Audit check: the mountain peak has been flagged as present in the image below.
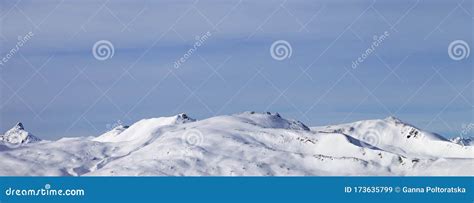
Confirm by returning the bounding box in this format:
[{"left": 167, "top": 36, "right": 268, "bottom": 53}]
[
  {"left": 94, "top": 113, "right": 196, "bottom": 143},
  {"left": 112, "top": 124, "right": 129, "bottom": 131},
  {"left": 175, "top": 113, "right": 195, "bottom": 122},
  {"left": 14, "top": 122, "right": 24, "bottom": 130},
  {"left": 451, "top": 136, "right": 474, "bottom": 146},
  {"left": 0, "top": 122, "right": 41, "bottom": 146},
  {"left": 384, "top": 116, "right": 404, "bottom": 124},
  {"left": 238, "top": 111, "right": 281, "bottom": 117},
  {"left": 235, "top": 111, "right": 309, "bottom": 131}
]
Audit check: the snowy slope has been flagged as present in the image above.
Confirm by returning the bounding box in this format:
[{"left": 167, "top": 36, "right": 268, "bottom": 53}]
[
  {"left": 311, "top": 117, "right": 472, "bottom": 158},
  {"left": 93, "top": 113, "right": 195, "bottom": 143},
  {"left": 0, "top": 112, "right": 472, "bottom": 176},
  {"left": 92, "top": 125, "right": 129, "bottom": 142}
]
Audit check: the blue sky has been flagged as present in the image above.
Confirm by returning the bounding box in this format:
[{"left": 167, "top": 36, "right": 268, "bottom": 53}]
[{"left": 0, "top": 0, "right": 472, "bottom": 139}]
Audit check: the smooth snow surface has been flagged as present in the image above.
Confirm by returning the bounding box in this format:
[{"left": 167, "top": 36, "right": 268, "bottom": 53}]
[{"left": 0, "top": 112, "right": 472, "bottom": 176}]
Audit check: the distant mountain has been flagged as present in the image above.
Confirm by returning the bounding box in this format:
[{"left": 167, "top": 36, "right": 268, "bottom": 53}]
[
  {"left": 312, "top": 116, "right": 465, "bottom": 158},
  {"left": 450, "top": 136, "right": 474, "bottom": 146},
  {"left": 0, "top": 112, "right": 472, "bottom": 176},
  {"left": 0, "top": 122, "right": 41, "bottom": 147}
]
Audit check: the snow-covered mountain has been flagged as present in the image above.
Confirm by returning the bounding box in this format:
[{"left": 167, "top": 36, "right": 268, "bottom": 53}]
[
  {"left": 0, "top": 122, "right": 41, "bottom": 147},
  {"left": 311, "top": 117, "right": 468, "bottom": 158},
  {"left": 93, "top": 113, "right": 195, "bottom": 143},
  {"left": 0, "top": 112, "right": 472, "bottom": 176},
  {"left": 450, "top": 136, "right": 474, "bottom": 146}
]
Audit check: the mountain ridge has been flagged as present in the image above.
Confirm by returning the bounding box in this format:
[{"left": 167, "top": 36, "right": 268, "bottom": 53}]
[{"left": 0, "top": 112, "right": 472, "bottom": 176}]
